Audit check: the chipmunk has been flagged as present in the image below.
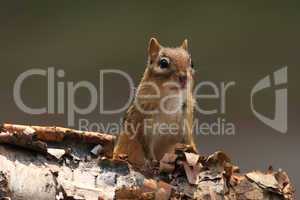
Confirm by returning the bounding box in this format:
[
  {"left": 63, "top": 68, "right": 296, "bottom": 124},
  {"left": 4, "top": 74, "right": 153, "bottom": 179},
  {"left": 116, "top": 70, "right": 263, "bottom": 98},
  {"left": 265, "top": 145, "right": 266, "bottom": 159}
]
[{"left": 113, "top": 38, "right": 197, "bottom": 167}]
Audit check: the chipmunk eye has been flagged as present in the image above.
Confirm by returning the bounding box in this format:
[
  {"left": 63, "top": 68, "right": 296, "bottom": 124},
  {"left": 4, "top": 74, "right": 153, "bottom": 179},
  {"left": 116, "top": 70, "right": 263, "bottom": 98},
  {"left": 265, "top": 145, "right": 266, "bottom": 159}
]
[{"left": 159, "top": 58, "right": 169, "bottom": 69}]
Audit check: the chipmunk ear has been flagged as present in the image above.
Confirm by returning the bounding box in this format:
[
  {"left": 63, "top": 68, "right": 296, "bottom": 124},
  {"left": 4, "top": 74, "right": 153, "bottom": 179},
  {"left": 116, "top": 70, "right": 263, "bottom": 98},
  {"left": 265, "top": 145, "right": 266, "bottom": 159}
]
[
  {"left": 148, "top": 37, "right": 161, "bottom": 63},
  {"left": 181, "top": 39, "right": 189, "bottom": 51}
]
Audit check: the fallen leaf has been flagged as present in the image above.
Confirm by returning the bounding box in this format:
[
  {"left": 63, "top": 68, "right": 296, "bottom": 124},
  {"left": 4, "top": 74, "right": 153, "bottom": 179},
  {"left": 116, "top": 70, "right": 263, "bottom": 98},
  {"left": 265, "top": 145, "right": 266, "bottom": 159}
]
[
  {"left": 184, "top": 152, "right": 199, "bottom": 167},
  {"left": 246, "top": 171, "right": 279, "bottom": 190},
  {"left": 183, "top": 162, "right": 201, "bottom": 185}
]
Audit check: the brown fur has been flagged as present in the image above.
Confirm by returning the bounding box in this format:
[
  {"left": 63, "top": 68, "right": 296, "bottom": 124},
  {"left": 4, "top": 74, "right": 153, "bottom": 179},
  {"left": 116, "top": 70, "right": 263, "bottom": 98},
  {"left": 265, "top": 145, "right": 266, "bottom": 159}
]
[{"left": 113, "top": 38, "right": 198, "bottom": 167}]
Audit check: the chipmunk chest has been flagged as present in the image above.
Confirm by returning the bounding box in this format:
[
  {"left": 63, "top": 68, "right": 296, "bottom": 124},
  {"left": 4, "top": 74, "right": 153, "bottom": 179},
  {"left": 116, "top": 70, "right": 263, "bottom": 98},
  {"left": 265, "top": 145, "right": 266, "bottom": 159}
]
[
  {"left": 161, "top": 89, "right": 186, "bottom": 118},
  {"left": 147, "top": 89, "right": 187, "bottom": 136}
]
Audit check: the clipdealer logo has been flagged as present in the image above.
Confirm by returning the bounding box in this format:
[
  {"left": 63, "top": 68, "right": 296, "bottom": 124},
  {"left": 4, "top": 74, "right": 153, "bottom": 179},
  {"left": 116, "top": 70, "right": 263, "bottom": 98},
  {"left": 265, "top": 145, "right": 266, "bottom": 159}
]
[
  {"left": 250, "top": 67, "right": 288, "bottom": 133},
  {"left": 12, "top": 66, "right": 288, "bottom": 134}
]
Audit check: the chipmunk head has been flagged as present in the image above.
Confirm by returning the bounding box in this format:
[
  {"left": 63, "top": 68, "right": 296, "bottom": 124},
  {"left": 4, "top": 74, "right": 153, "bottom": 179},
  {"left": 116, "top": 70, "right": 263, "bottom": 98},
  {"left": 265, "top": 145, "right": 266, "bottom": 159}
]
[{"left": 147, "top": 37, "right": 194, "bottom": 89}]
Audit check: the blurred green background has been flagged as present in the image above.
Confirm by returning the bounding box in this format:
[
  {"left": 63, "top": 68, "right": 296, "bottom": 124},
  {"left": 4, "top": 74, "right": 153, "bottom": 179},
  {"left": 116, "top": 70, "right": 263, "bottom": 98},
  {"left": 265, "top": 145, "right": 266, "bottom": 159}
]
[{"left": 0, "top": 1, "right": 299, "bottom": 196}]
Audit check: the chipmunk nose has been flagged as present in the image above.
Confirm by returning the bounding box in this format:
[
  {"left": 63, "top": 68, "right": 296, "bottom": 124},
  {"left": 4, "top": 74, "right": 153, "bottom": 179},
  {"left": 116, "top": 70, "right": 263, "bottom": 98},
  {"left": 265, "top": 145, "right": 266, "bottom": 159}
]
[
  {"left": 179, "top": 75, "right": 187, "bottom": 82},
  {"left": 178, "top": 74, "right": 187, "bottom": 88}
]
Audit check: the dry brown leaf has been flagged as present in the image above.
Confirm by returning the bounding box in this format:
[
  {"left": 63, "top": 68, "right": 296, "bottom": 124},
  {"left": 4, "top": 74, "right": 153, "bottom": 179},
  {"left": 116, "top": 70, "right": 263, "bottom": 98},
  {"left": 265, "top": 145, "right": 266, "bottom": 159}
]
[{"left": 184, "top": 152, "right": 199, "bottom": 167}]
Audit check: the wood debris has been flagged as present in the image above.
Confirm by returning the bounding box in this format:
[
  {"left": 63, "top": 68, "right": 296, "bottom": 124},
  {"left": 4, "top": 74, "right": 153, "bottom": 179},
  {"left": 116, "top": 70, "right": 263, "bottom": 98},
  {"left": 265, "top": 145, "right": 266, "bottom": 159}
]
[
  {"left": 0, "top": 123, "right": 295, "bottom": 200},
  {"left": 1, "top": 123, "right": 115, "bottom": 145},
  {"left": 0, "top": 123, "right": 116, "bottom": 157},
  {"left": 47, "top": 148, "right": 66, "bottom": 159},
  {"left": 90, "top": 144, "right": 103, "bottom": 156}
]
